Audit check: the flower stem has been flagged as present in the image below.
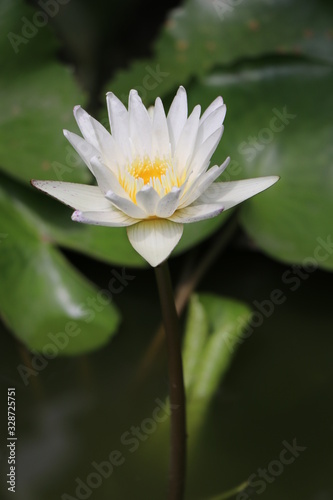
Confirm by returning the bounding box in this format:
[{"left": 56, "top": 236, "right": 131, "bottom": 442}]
[
  {"left": 137, "top": 214, "right": 239, "bottom": 385},
  {"left": 154, "top": 260, "right": 186, "bottom": 500}
]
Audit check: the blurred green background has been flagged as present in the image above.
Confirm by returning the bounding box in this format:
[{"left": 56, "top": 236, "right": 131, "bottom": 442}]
[{"left": 0, "top": 0, "right": 332, "bottom": 498}]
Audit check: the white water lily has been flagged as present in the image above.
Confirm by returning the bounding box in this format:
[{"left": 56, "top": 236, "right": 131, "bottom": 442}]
[{"left": 32, "top": 86, "right": 278, "bottom": 267}]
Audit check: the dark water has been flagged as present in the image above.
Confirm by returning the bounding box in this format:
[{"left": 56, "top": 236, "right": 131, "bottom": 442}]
[{"left": 1, "top": 246, "right": 332, "bottom": 500}]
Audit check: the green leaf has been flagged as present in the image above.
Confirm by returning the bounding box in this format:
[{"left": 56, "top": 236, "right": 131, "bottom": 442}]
[
  {"left": 183, "top": 294, "right": 209, "bottom": 394},
  {"left": 205, "top": 481, "right": 249, "bottom": 500},
  {"left": 0, "top": 0, "right": 90, "bottom": 185},
  {"left": 104, "top": 0, "right": 333, "bottom": 106},
  {"left": 0, "top": 182, "right": 120, "bottom": 355},
  {"left": 186, "top": 294, "right": 252, "bottom": 401},
  {"left": 188, "top": 62, "right": 333, "bottom": 269},
  {"left": 183, "top": 293, "right": 251, "bottom": 450}
]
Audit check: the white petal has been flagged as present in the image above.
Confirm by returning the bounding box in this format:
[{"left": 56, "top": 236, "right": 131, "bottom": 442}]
[
  {"left": 197, "top": 176, "right": 280, "bottom": 210},
  {"left": 136, "top": 185, "right": 160, "bottom": 216},
  {"left": 127, "top": 219, "right": 183, "bottom": 267},
  {"left": 63, "top": 130, "right": 99, "bottom": 173},
  {"left": 128, "top": 90, "right": 152, "bottom": 157},
  {"left": 155, "top": 187, "right": 181, "bottom": 218},
  {"left": 106, "top": 92, "right": 131, "bottom": 158},
  {"left": 179, "top": 157, "right": 230, "bottom": 208},
  {"left": 90, "top": 156, "right": 130, "bottom": 198},
  {"left": 197, "top": 104, "right": 226, "bottom": 145},
  {"left": 169, "top": 203, "right": 224, "bottom": 223},
  {"left": 73, "top": 106, "right": 117, "bottom": 163},
  {"left": 151, "top": 97, "right": 170, "bottom": 158},
  {"left": 31, "top": 180, "right": 112, "bottom": 211},
  {"left": 167, "top": 86, "right": 188, "bottom": 153},
  {"left": 72, "top": 209, "right": 136, "bottom": 227},
  {"left": 147, "top": 105, "right": 154, "bottom": 120},
  {"left": 106, "top": 190, "right": 146, "bottom": 219},
  {"left": 188, "top": 126, "right": 224, "bottom": 177},
  {"left": 200, "top": 96, "right": 224, "bottom": 123},
  {"left": 174, "top": 105, "right": 201, "bottom": 176}
]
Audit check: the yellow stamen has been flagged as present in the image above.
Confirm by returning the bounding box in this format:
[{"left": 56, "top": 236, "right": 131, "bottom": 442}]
[
  {"left": 118, "top": 155, "right": 184, "bottom": 203},
  {"left": 129, "top": 156, "right": 168, "bottom": 184}
]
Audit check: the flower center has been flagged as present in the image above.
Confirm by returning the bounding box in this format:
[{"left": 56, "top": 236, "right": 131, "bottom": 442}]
[
  {"left": 118, "top": 155, "right": 184, "bottom": 203},
  {"left": 128, "top": 156, "right": 168, "bottom": 184}
]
